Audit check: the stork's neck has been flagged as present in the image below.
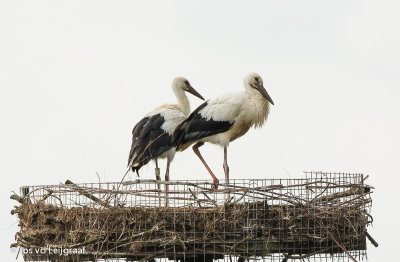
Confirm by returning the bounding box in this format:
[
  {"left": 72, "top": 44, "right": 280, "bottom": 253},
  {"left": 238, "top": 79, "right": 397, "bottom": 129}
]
[
  {"left": 246, "top": 89, "right": 270, "bottom": 128},
  {"left": 173, "top": 89, "right": 191, "bottom": 117}
]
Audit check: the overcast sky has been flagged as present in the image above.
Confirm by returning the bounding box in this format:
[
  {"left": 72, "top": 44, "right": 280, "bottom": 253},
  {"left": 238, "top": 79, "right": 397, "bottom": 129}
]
[{"left": 1, "top": 0, "right": 399, "bottom": 261}]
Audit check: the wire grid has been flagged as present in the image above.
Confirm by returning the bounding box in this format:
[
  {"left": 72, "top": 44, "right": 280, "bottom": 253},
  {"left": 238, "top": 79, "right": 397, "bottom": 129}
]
[{"left": 16, "top": 172, "right": 372, "bottom": 262}]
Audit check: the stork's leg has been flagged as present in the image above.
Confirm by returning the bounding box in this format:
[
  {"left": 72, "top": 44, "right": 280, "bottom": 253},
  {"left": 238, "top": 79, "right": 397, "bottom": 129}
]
[
  {"left": 155, "top": 159, "right": 161, "bottom": 206},
  {"left": 223, "top": 146, "right": 229, "bottom": 184},
  {"left": 155, "top": 159, "right": 161, "bottom": 183},
  {"left": 223, "top": 146, "right": 230, "bottom": 199},
  {"left": 192, "top": 142, "right": 219, "bottom": 189},
  {"left": 165, "top": 158, "right": 171, "bottom": 206}
]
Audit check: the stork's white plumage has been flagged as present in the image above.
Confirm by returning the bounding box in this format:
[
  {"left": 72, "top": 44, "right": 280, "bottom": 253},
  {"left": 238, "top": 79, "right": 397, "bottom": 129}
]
[
  {"left": 128, "top": 77, "right": 204, "bottom": 187},
  {"left": 173, "top": 73, "right": 274, "bottom": 188}
]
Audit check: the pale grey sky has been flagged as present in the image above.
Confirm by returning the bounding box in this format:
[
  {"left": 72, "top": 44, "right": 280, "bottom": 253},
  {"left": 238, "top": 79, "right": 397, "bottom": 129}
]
[{"left": 1, "top": 0, "right": 399, "bottom": 261}]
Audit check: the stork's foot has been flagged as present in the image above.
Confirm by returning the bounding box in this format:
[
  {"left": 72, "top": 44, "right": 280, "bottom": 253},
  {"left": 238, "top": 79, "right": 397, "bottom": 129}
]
[
  {"left": 223, "top": 163, "right": 229, "bottom": 184},
  {"left": 211, "top": 178, "right": 220, "bottom": 190},
  {"left": 155, "top": 168, "right": 161, "bottom": 182},
  {"left": 155, "top": 167, "right": 161, "bottom": 206}
]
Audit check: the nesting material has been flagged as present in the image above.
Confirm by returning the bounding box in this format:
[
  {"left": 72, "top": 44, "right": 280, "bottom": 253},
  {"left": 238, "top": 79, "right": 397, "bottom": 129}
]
[{"left": 11, "top": 172, "right": 375, "bottom": 262}]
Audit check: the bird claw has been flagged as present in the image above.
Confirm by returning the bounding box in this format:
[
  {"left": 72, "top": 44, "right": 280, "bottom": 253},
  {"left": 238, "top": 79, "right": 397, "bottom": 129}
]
[{"left": 211, "top": 180, "right": 219, "bottom": 190}]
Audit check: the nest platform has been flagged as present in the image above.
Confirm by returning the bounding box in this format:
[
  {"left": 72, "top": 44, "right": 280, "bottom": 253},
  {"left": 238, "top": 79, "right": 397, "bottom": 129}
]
[{"left": 11, "top": 172, "right": 375, "bottom": 262}]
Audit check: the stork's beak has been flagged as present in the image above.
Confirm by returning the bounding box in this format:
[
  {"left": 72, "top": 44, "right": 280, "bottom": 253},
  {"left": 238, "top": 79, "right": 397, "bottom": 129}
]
[
  {"left": 258, "top": 84, "right": 274, "bottom": 105},
  {"left": 186, "top": 85, "right": 205, "bottom": 100}
]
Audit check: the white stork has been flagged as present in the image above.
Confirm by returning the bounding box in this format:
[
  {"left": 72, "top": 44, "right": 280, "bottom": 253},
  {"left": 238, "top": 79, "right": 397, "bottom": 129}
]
[
  {"left": 173, "top": 73, "right": 274, "bottom": 188},
  {"left": 127, "top": 77, "right": 204, "bottom": 188}
]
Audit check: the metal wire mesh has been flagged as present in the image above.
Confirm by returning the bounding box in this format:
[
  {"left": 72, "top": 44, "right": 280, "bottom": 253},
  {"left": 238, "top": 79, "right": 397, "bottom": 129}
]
[{"left": 13, "top": 172, "right": 372, "bottom": 262}]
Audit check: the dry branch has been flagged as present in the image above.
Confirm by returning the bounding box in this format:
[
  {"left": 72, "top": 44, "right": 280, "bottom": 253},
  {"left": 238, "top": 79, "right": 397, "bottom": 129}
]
[
  {"left": 64, "top": 180, "right": 112, "bottom": 208},
  {"left": 11, "top": 174, "right": 374, "bottom": 261}
]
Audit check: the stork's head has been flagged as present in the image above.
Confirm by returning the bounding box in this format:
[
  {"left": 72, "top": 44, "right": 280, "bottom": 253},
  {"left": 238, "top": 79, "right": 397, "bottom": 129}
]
[
  {"left": 244, "top": 73, "right": 274, "bottom": 105},
  {"left": 172, "top": 77, "right": 205, "bottom": 100}
]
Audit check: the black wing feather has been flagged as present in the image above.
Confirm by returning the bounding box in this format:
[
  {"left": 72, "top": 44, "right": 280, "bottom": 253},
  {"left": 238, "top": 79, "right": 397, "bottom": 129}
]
[{"left": 173, "top": 101, "right": 233, "bottom": 149}]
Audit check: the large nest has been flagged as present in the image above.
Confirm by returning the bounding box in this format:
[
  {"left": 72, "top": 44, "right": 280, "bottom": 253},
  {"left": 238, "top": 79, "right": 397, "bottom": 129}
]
[{"left": 11, "top": 173, "right": 376, "bottom": 261}]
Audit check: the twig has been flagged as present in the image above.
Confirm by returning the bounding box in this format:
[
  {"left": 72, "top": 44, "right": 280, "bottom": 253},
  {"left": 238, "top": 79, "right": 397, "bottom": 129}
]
[
  {"left": 64, "top": 180, "right": 112, "bottom": 208},
  {"left": 282, "top": 244, "right": 347, "bottom": 260},
  {"left": 310, "top": 187, "right": 365, "bottom": 203},
  {"left": 202, "top": 191, "right": 218, "bottom": 206},
  {"left": 138, "top": 254, "right": 156, "bottom": 262},
  {"left": 117, "top": 224, "right": 161, "bottom": 243},
  {"left": 10, "top": 194, "right": 26, "bottom": 204},
  {"left": 366, "top": 231, "right": 379, "bottom": 247},
  {"left": 188, "top": 188, "right": 202, "bottom": 207},
  {"left": 307, "top": 210, "right": 359, "bottom": 262},
  {"left": 232, "top": 191, "right": 248, "bottom": 205},
  {"left": 69, "top": 237, "right": 105, "bottom": 248},
  {"left": 39, "top": 190, "right": 53, "bottom": 202}
]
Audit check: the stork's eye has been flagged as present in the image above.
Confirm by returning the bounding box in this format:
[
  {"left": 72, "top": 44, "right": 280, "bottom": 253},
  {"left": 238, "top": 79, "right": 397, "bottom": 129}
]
[
  {"left": 184, "top": 80, "right": 189, "bottom": 85},
  {"left": 254, "top": 77, "right": 259, "bottom": 82}
]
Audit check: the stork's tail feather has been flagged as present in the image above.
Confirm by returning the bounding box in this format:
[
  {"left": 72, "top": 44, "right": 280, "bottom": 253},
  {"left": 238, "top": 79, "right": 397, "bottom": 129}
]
[{"left": 130, "top": 166, "right": 140, "bottom": 177}]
